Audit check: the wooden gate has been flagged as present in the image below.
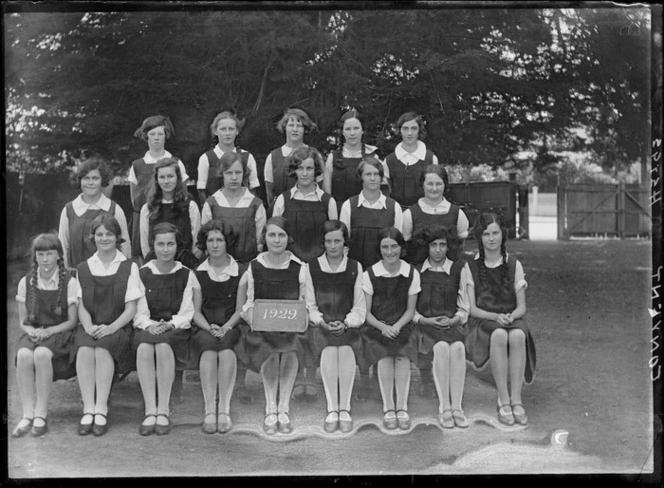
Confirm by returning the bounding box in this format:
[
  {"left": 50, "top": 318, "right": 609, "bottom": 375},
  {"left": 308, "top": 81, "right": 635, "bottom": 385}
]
[{"left": 557, "top": 183, "right": 650, "bottom": 239}]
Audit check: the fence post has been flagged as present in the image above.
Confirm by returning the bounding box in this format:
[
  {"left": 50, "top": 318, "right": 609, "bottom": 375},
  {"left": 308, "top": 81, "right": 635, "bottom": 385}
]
[
  {"left": 517, "top": 185, "right": 529, "bottom": 239},
  {"left": 617, "top": 181, "right": 625, "bottom": 239},
  {"left": 557, "top": 186, "right": 566, "bottom": 240}
]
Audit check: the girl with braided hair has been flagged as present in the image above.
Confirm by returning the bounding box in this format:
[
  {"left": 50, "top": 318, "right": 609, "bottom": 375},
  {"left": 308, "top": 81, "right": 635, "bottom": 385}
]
[
  {"left": 13, "top": 233, "right": 78, "bottom": 437},
  {"left": 139, "top": 157, "right": 202, "bottom": 269},
  {"left": 196, "top": 110, "right": 261, "bottom": 203},
  {"left": 462, "top": 212, "right": 536, "bottom": 426}
]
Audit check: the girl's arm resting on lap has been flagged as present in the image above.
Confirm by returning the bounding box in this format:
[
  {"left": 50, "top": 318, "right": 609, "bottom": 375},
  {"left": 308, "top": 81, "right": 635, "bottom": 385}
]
[
  {"left": 192, "top": 287, "right": 213, "bottom": 332},
  {"left": 364, "top": 292, "right": 398, "bottom": 338},
  {"left": 221, "top": 279, "right": 249, "bottom": 331},
  {"left": 106, "top": 300, "right": 138, "bottom": 333},
  {"left": 78, "top": 301, "right": 97, "bottom": 334},
  {"left": 18, "top": 302, "right": 36, "bottom": 336},
  {"left": 507, "top": 287, "right": 527, "bottom": 322},
  {"left": 391, "top": 294, "right": 417, "bottom": 332},
  {"left": 467, "top": 283, "right": 509, "bottom": 324},
  {"left": 38, "top": 303, "right": 79, "bottom": 339}
]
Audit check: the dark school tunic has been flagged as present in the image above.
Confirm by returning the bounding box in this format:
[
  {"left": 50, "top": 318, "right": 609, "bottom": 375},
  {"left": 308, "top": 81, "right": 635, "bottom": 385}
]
[
  {"left": 191, "top": 263, "right": 247, "bottom": 363},
  {"left": 404, "top": 202, "right": 460, "bottom": 265},
  {"left": 329, "top": 149, "right": 363, "bottom": 209},
  {"left": 463, "top": 256, "right": 537, "bottom": 384},
  {"left": 130, "top": 158, "right": 156, "bottom": 257},
  {"left": 75, "top": 259, "right": 135, "bottom": 373},
  {"left": 143, "top": 201, "right": 199, "bottom": 269},
  {"left": 203, "top": 149, "right": 251, "bottom": 195},
  {"left": 241, "top": 259, "right": 304, "bottom": 373},
  {"left": 134, "top": 266, "right": 192, "bottom": 370},
  {"left": 385, "top": 150, "right": 434, "bottom": 208},
  {"left": 65, "top": 201, "right": 117, "bottom": 269},
  {"left": 282, "top": 192, "right": 331, "bottom": 263},
  {"left": 309, "top": 257, "right": 363, "bottom": 359},
  {"left": 360, "top": 264, "right": 418, "bottom": 368},
  {"left": 347, "top": 195, "right": 397, "bottom": 270},
  {"left": 16, "top": 271, "right": 77, "bottom": 380},
  {"left": 270, "top": 148, "right": 296, "bottom": 199},
  {"left": 416, "top": 261, "right": 465, "bottom": 366},
  {"left": 206, "top": 194, "right": 262, "bottom": 263}
]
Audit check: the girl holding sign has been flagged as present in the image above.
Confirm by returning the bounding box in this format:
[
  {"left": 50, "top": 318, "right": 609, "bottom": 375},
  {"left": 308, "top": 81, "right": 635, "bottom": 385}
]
[{"left": 240, "top": 216, "right": 307, "bottom": 435}]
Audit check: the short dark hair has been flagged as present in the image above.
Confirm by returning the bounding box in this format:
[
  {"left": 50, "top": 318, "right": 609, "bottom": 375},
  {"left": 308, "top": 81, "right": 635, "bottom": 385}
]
[
  {"left": 419, "top": 164, "right": 449, "bottom": 194},
  {"left": 88, "top": 213, "right": 125, "bottom": 247},
  {"left": 376, "top": 227, "right": 406, "bottom": 258},
  {"left": 71, "top": 157, "right": 112, "bottom": 188},
  {"left": 275, "top": 108, "right": 317, "bottom": 134},
  {"left": 134, "top": 115, "right": 175, "bottom": 141},
  {"left": 287, "top": 146, "right": 324, "bottom": 179},
  {"left": 320, "top": 219, "right": 351, "bottom": 248},
  {"left": 396, "top": 111, "right": 427, "bottom": 140},
  {"left": 356, "top": 155, "right": 384, "bottom": 182},
  {"left": 196, "top": 219, "right": 239, "bottom": 255},
  {"left": 149, "top": 222, "right": 182, "bottom": 252},
  {"left": 261, "top": 216, "right": 294, "bottom": 247}
]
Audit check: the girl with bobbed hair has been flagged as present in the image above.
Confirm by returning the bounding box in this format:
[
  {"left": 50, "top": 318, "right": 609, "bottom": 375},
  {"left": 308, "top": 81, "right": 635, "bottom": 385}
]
[
  {"left": 239, "top": 216, "right": 308, "bottom": 435},
  {"left": 272, "top": 145, "right": 338, "bottom": 262},
  {"left": 305, "top": 220, "right": 366, "bottom": 433},
  {"left": 384, "top": 111, "right": 439, "bottom": 209},
  {"left": 264, "top": 107, "right": 319, "bottom": 206},
  {"left": 191, "top": 220, "right": 248, "bottom": 434},
  {"left": 413, "top": 224, "right": 469, "bottom": 428},
  {"left": 58, "top": 157, "right": 131, "bottom": 268},
  {"left": 322, "top": 109, "right": 385, "bottom": 210},
  {"left": 196, "top": 110, "right": 261, "bottom": 203},
  {"left": 74, "top": 213, "right": 143, "bottom": 437},
  {"left": 129, "top": 115, "right": 189, "bottom": 261},
  {"left": 361, "top": 227, "right": 420, "bottom": 431},
  {"left": 402, "top": 164, "right": 469, "bottom": 265},
  {"left": 462, "top": 212, "right": 536, "bottom": 426},
  {"left": 139, "top": 157, "right": 202, "bottom": 270},
  {"left": 12, "top": 233, "right": 78, "bottom": 437}
]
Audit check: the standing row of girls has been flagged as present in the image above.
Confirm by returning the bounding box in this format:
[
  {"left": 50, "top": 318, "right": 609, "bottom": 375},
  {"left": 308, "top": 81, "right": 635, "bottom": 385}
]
[{"left": 13, "top": 209, "right": 536, "bottom": 437}]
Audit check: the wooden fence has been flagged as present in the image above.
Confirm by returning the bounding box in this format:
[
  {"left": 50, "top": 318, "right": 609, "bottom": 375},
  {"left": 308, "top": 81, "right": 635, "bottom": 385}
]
[{"left": 557, "top": 183, "right": 651, "bottom": 239}]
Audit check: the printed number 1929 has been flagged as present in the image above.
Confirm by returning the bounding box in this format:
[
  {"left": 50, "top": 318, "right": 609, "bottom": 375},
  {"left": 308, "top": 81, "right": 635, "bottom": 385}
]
[{"left": 262, "top": 308, "right": 298, "bottom": 320}]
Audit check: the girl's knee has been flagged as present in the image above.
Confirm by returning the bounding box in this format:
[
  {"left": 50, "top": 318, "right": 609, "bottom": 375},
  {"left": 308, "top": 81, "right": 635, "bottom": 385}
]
[
  {"left": 137, "top": 343, "right": 155, "bottom": 358},
  {"left": 508, "top": 329, "right": 526, "bottom": 344},
  {"left": 490, "top": 329, "right": 508, "bottom": 344},
  {"left": 433, "top": 341, "right": 450, "bottom": 357},
  {"left": 33, "top": 347, "right": 53, "bottom": 362},
  {"left": 450, "top": 341, "right": 466, "bottom": 360},
  {"left": 17, "top": 348, "right": 35, "bottom": 366}
]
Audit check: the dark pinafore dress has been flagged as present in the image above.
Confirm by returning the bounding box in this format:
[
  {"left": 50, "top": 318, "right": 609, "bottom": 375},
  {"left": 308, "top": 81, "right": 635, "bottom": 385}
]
[
  {"left": 65, "top": 201, "right": 117, "bottom": 268},
  {"left": 16, "top": 271, "right": 77, "bottom": 380},
  {"left": 191, "top": 263, "right": 247, "bottom": 364},
  {"left": 241, "top": 260, "right": 304, "bottom": 373},
  {"left": 282, "top": 193, "right": 330, "bottom": 263},
  {"left": 206, "top": 194, "right": 262, "bottom": 264},
  {"left": 133, "top": 266, "right": 192, "bottom": 370},
  {"left": 464, "top": 257, "right": 537, "bottom": 384},
  {"left": 416, "top": 261, "right": 465, "bottom": 367},
  {"left": 385, "top": 150, "right": 434, "bottom": 209},
  {"left": 405, "top": 203, "right": 461, "bottom": 265},
  {"left": 360, "top": 265, "right": 418, "bottom": 369},
  {"left": 347, "top": 195, "right": 397, "bottom": 270},
  {"left": 330, "top": 149, "right": 363, "bottom": 213},
  {"left": 144, "top": 202, "right": 199, "bottom": 269},
  {"left": 130, "top": 158, "right": 155, "bottom": 258},
  {"left": 75, "top": 259, "right": 135, "bottom": 373},
  {"left": 204, "top": 149, "right": 251, "bottom": 195},
  {"left": 310, "top": 258, "right": 363, "bottom": 359},
  {"left": 270, "top": 148, "right": 296, "bottom": 200}
]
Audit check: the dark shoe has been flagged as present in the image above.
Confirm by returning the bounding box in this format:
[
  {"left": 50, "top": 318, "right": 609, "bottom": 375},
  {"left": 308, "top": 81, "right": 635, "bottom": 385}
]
[
  {"left": 78, "top": 413, "right": 94, "bottom": 436},
  {"left": 12, "top": 418, "right": 33, "bottom": 438},
  {"left": 92, "top": 414, "right": 108, "bottom": 436},
  {"left": 217, "top": 413, "right": 232, "bottom": 434},
  {"left": 497, "top": 403, "right": 515, "bottom": 426},
  {"left": 338, "top": 410, "right": 353, "bottom": 433},
  {"left": 511, "top": 403, "right": 528, "bottom": 426},
  {"left": 396, "top": 409, "right": 411, "bottom": 430},
  {"left": 324, "top": 411, "right": 339, "bottom": 433},
  {"left": 452, "top": 409, "right": 470, "bottom": 428},
  {"left": 155, "top": 414, "right": 170, "bottom": 436},
  {"left": 31, "top": 417, "right": 48, "bottom": 436},
  {"left": 277, "top": 412, "right": 292, "bottom": 433},
  {"left": 139, "top": 414, "right": 157, "bottom": 436},
  {"left": 383, "top": 410, "right": 397, "bottom": 430},
  {"left": 263, "top": 413, "right": 278, "bottom": 435}
]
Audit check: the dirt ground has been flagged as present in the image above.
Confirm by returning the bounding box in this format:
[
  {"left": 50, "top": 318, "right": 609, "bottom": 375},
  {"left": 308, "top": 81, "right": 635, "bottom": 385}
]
[{"left": 4, "top": 239, "right": 656, "bottom": 478}]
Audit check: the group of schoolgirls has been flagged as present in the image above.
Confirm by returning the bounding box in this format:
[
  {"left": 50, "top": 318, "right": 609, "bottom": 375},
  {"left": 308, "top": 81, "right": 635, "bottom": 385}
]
[{"left": 12, "top": 107, "right": 536, "bottom": 439}]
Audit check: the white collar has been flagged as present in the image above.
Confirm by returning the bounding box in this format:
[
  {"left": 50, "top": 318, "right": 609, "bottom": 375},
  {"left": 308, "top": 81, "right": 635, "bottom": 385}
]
[
  {"left": 357, "top": 191, "right": 387, "bottom": 209},
  {"left": 372, "top": 260, "right": 410, "bottom": 278},
  {"left": 289, "top": 184, "right": 323, "bottom": 200},
  {"left": 317, "top": 254, "right": 348, "bottom": 273},
  {"left": 143, "top": 150, "right": 173, "bottom": 165},
  {"left": 256, "top": 251, "right": 303, "bottom": 268},
  {"left": 37, "top": 270, "right": 60, "bottom": 288},
  {"left": 196, "top": 256, "right": 239, "bottom": 276},
  {"left": 473, "top": 252, "right": 509, "bottom": 269},
  {"left": 420, "top": 257, "right": 452, "bottom": 274},
  {"left": 90, "top": 250, "right": 126, "bottom": 266},
  {"left": 395, "top": 141, "right": 427, "bottom": 161},
  {"left": 143, "top": 259, "right": 185, "bottom": 274},
  {"left": 72, "top": 193, "right": 112, "bottom": 214},
  {"left": 213, "top": 187, "right": 252, "bottom": 204},
  {"left": 418, "top": 197, "right": 451, "bottom": 211},
  {"left": 213, "top": 145, "right": 238, "bottom": 157}
]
